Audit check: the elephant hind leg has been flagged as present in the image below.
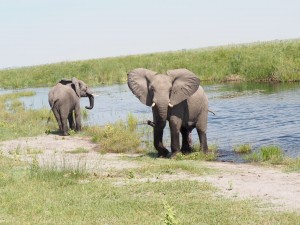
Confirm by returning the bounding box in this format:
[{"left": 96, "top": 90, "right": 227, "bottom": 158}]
[
  {"left": 197, "top": 128, "right": 208, "bottom": 153},
  {"left": 68, "top": 112, "right": 75, "bottom": 130},
  {"left": 58, "top": 110, "right": 69, "bottom": 136},
  {"left": 180, "top": 127, "right": 192, "bottom": 154},
  {"left": 61, "top": 118, "right": 69, "bottom": 136},
  {"left": 52, "top": 108, "right": 63, "bottom": 132}
]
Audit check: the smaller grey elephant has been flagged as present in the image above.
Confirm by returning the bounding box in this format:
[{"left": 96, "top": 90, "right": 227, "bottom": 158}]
[{"left": 48, "top": 77, "right": 94, "bottom": 136}]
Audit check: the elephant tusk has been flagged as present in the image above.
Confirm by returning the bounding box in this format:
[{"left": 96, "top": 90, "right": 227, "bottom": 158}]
[
  {"left": 168, "top": 103, "right": 174, "bottom": 108},
  {"left": 151, "top": 102, "right": 156, "bottom": 108}
]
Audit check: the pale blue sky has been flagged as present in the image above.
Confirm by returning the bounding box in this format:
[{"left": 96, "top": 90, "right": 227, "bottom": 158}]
[{"left": 1, "top": 0, "right": 299, "bottom": 69}]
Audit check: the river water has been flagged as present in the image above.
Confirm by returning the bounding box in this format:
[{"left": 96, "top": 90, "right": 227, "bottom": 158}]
[{"left": 1, "top": 82, "right": 299, "bottom": 162}]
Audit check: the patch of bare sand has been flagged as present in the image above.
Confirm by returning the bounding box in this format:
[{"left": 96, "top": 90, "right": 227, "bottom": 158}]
[
  {"left": 197, "top": 162, "right": 300, "bottom": 212},
  {"left": 0, "top": 134, "right": 141, "bottom": 174},
  {"left": 1, "top": 135, "right": 300, "bottom": 212}
]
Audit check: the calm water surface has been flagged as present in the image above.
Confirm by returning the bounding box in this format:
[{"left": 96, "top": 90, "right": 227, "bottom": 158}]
[{"left": 2, "top": 82, "right": 299, "bottom": 162}]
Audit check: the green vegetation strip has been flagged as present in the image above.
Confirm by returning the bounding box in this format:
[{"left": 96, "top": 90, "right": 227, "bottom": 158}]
[
  {"left": 1, "top": 156, "right": 300, "bottom": 224},
  {"left": 1, "top": 39, "right": 300, "bottom": 88}
]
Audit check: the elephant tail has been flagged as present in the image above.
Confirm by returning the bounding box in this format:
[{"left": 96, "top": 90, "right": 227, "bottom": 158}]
[{"left": 208, "top": 109, "right": 216, "bottom": 116}]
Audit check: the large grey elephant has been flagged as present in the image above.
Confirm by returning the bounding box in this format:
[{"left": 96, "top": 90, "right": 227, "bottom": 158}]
[
  {"left": 48, "top": 77, "right": 94, "bottom": 136},
  {"left": 127, "top": 68, "right": 208, "bottom": 158}
]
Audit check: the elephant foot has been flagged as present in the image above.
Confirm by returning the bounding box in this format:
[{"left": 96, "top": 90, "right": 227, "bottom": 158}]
[
  {"left": 181, "top": 151, "right": 192, "bottom": 155},
  {"left": 170, "top": 150, "right": 180, "bottom": 158},
  {"left": 60, "top": 131, "right": 69, "bottom": 136},
  {"left": 157, "top": 149, "right": 169, "bottom": 158},
  {"left": 181, "top": 147, "right": 192, "bottom": 155}
]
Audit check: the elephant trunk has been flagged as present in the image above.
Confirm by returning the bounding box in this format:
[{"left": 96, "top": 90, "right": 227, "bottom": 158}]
[
  {"left": 152, "top": 102, "right": 168, "bottom": 122},
  {"left": 85, "top": 93, "right": 94, "bottom": 110}
]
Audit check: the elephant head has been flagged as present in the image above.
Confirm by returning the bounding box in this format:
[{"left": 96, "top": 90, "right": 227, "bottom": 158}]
[
  {"left": 59, "top": 77, "right": 94, "bottom": 110},
  {"left": 127, "top": 68, "right": 200, "bottom": 121}
]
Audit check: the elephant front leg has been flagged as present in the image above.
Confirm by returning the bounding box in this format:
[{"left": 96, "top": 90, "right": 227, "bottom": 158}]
[
  {"left": 153, "top": 127, "right": 169, "bottom": 158},
  {"left": 170, "top": 128, "right": 180, "bottom": 158},
  {"left": 180, "top": 127, "right": 192, "bottom": 154},
  {"left": 169, "top": 119, "right": 182, "bottom": 158}
]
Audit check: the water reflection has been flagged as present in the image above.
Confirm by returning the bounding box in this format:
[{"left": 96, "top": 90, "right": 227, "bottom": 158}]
[{"left": 3, "top": 82, "right": 300, "bottom": 162}]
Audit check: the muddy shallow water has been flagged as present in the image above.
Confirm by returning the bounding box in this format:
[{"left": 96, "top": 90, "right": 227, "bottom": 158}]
[{"left": 2, "top": 82, "right": 300, "bottom": 162}]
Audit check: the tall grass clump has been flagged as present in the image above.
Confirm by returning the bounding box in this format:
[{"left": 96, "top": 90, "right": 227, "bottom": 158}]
[
  {"left": 29, "top": 157, "right": 88, "bottom": 186},
  {"left": 84, "top": 114, "right": 142, "bottom": 154},
  {"left": 1, "top": 39, "right": 300, "bottom": 88},
  {"left": 260, "top": 145, "right": 284, "bottom": 162},
  {"left": 245, "top": 145, "right": 284, "bottom": 164},
  {"left": 234, "top": 144, "right": 252, "bottom": 153}
]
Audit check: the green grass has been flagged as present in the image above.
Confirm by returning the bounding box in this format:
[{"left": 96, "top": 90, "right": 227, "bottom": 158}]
[
  {"left": 234, "top": 144, "right": 252, "bottom": 153},
  {"left": 1, "top": 39, "right": 300, "bottom": 88},
  {"left": 285, "top": 158, "right": 300, "bottom": 173},
  {"left": 29, "top": 157, "right": 89, "bottom": 185},
  {"left": 1, "top": 156, "right": 300, "bottom": 224},
  {"left": 174, "top": 144, "right": 219, "bottom": 161},
  {"left": 124, "top": 156, "right": 216, "bottom": 177},
  {"left": 260, "top": 145, "right": 284, "bottom": 162},
  {"left": 245, "top": 145, "right": 285, "bottom": 165},
  {"left": 83, "top": 114, "right": 143, "bottom": 154},
  {"left": 0, "top": 91, "right": 57, "bottom": 141}
]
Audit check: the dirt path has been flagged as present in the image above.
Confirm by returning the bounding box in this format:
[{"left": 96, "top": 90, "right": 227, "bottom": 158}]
[{"left": 1, "top": 135, "right": 300, "bottom": 212}]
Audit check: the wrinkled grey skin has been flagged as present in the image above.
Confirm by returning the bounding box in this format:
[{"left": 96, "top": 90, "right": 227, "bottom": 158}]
[
  {"left": 48, "top": 77, "right": 94, "bottom": 136},
  {"left": 128, "top": 68, "right": 208, "bottom": 158}
]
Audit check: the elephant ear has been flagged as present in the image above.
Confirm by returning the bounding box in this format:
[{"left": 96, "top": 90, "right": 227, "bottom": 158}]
[
  {"left": 71, "top": 77, "right": 81, "bottom": 97},
  {"left": 127, "top": 68, "right": 157, "bottom": 106},
  {"left": 167, "top": 69, "right": 200, "bottom": 106}
]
